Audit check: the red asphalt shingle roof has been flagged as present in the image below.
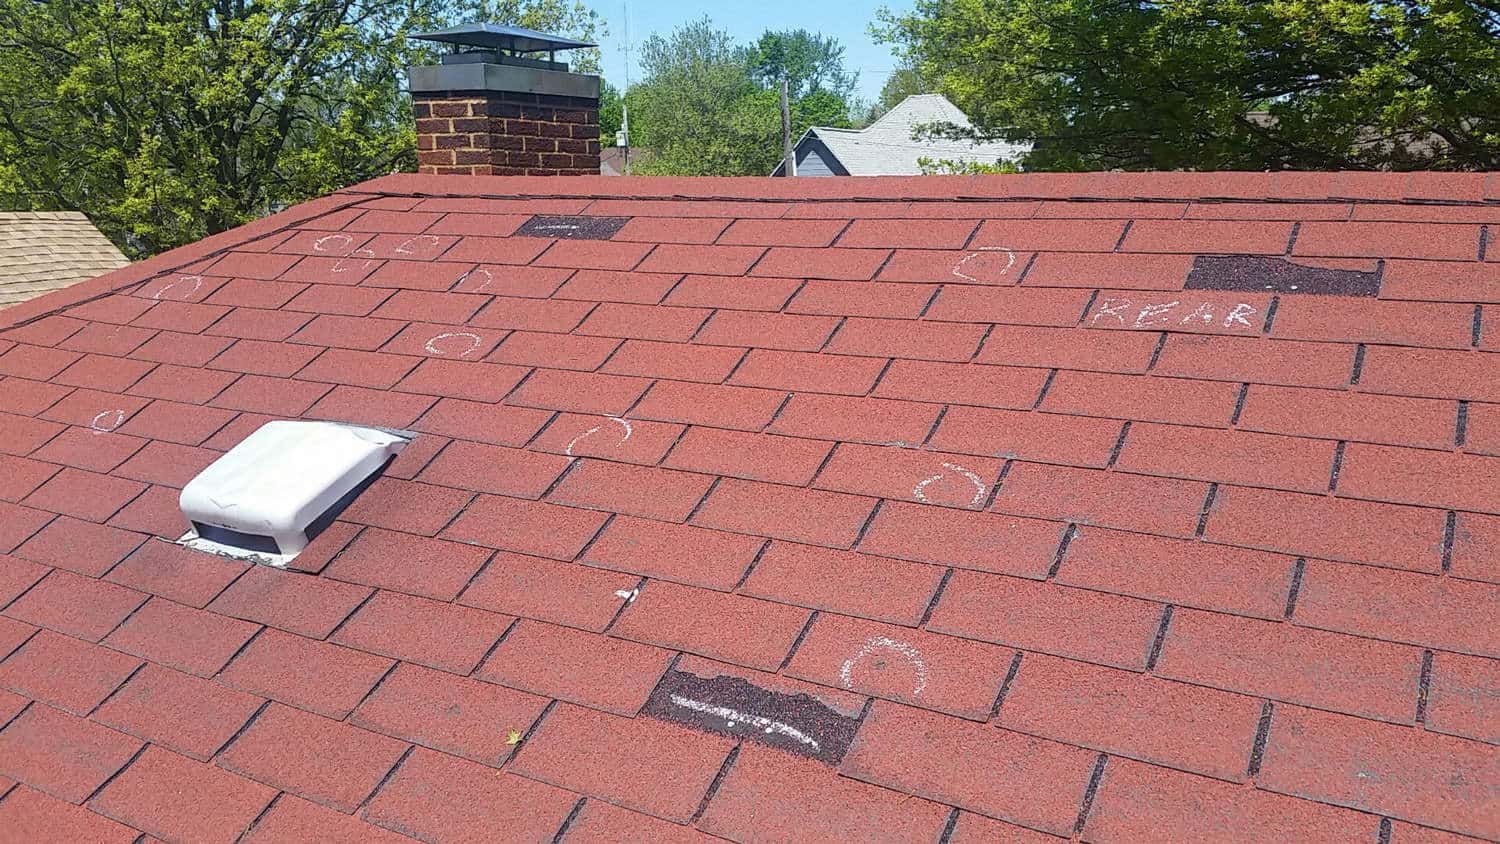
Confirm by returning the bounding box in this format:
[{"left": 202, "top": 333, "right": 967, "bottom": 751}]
[{"left": 0, "top": 171, "right": 1497, "bottom": 842}]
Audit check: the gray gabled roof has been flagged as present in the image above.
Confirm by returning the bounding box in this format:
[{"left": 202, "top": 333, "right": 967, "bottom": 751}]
[{"left": 775, "top": 94, "right": 1030, "bottom": 176}]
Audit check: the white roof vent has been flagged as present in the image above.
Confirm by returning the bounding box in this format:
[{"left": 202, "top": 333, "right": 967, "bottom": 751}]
[{"left": 179, "top": 420, "right": 411, "bottom": 566}]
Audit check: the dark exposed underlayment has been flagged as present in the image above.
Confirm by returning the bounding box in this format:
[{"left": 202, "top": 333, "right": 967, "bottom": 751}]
[
  {"left": 642, "top": 670, "right": 862, "bottom": 764},
  {"left": 1186, "top": 254, "right": 1382, "bottom": 296},
  {"left": 515, "top": 215, "right": 628, "bottom": 239}
]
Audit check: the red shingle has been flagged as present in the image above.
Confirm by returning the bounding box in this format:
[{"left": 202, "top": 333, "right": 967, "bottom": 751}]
[
  {"left": 1293, "top": 221, "right": 1481, "bottom": 260},
  {"left": 581, "top": 515, "right": 763, "bottom": 590},
  {"left": 1426, "top": 651, "right": 1500, "bottom": 744},
  {"left": 351, "top": 661, "right": 546, "bottom": 763},
  {"left": 418, "top": 440, "right": 569, "bottom": 498},
  {"left": 550, "top": 459, "right": 715, "bottom": 522},
  {"left": 636, "top": 243, "right": 765, "bottom": 275},
  {"left": 740, "top": 541, "right": 944, "bottom": 625},
  {"left": 999, "top": 652, "right": 1262, "bottom": 780},
  {"left": 787, "top": 280, "right": 938, "bottom": 318},
  {"left": 992, "top": 462, "right": 1208, "bottom": 537},
  {"left": 603, "top": 338, "right": 744, "bottom": 382},
  {"left": 1154, "top": 608, "right": 1424, "bottom": 722},
  {"left": 93, "top": 662, "right": 262, "bottom": 760},
  {"left": 6, "top": 569, "right": 146, "bottom": 641},
  {"left": 507, "top": 368, "right": 650, "bottom": 415},
  {"left": 362, "top": 747, "right": 577, "bottom": 842},
  {"left": 1115, "top": 423, "right": 1339, "bottom": 494},
  {"left": 0, "top": 704, "right": 142, "bottom": 803},
  {"left": 696, "top": 309, "right": 839, "bottom": 351},
  {"left": 1084, "top": 758, "right": 1375, "bottom": 842},
  {"left": 332, "top": 590, "right": 512, "bottom": 674},
  {"left": 613, "top": 580, "right": 811, "bottom": 671},
  {"left": 208, "top": 563, "right": 370, "bottom": 638},
  {"left": 91, "top": 746, "right": 276, "bottom": 843},
  {"left": 663, "top": 426, "right": 831, "bottom": 486},
  {"left": 701, "top": 744, "right": 951, "bottom": 842},
  {"left": 476, "top": 619, "right": 672, "bottom": 715},
  {"left": 0, "top": 785, "right": 139, "bottom": 843},
  {"left": 841, "top": 701, "right": 1096, "bottom": 836},
  {"left": 510, "top": 702, "right": 734, "bottom": 823},
  {"left": 785, "top": 612, "right": 1015, "bottom": 719},
  {"left": 1061, "top": 527, "right": 1293, "bottom": 619},
  {"left": 459, "top": 552, "right": 636, "bottom": 632},
  {"left": 1258, "top": 705, "right": 1497, "bottom": 839},
  {"left": 105, "top": 597, "right": 258, "bottom": 677},
  {"left": 752, "top": 247, "right": 890, "bottom": 280},
  {"left": 219, "top": 627, "right": 392, "bottom": 719},
  {"left": 443, "top": 494, "right": 607, "bottom": 559},
  {"left": 929, "top": 405, "right": 1124, "bottom": 467},
  {"left": 216, "top": 703, "right": 406, "bottom": 813},
  {"left": 930, "top": 570, "right": 1162, "bottom": 669},
  {"left": 633, "top": 380, "right": 787, "bottom": 430},
  {"left": 1123, "top": 219, "right": 1293, "bottom": 254},
  {"left": 242, "top": 794, "right": 414, "bottom": 844},
  {"left": 15, "top": 515, "right": 144, "bottom": 577},
  {"left": 0, "top": 629, "right": 139, "bottom": 715},
  {"left": 1293, "top": 560, "right": 1498, "bottom": 657},
  {"left": 692, "top": 478, "right": 876, "bottom": 548},
  {"left": 1203, "top": 485, "right": 1447, "bottom": 573},
  {"left": 1023, "top": 251, "right": 1194, "bottom": 289}
]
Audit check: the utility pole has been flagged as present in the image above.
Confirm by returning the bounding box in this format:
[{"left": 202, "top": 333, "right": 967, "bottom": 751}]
[{"left": 780, "top": 77, "right": 795, "bottom": 177}]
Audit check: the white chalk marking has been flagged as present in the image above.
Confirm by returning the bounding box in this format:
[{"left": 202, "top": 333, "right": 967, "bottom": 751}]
[
  {"left": 669, "top": 694, "right": 820, "bottom": 750},
  {"left": 394, "top": 234, "right": 441, "bottom": 255},
  {"left": 564, "top": 416, "right": 633, "bottom": 457},
  {"left": 614, "top": 588, "right": 639, "bottom": 602},
  {"left": 912, "top": 462, "right": 987, "bottom": 508},
  {"left": 459, "top": 265, "right": 495, "bottom": 292},
  {"left": 331, "top": 246, "right": 376, "bottom": 274},
  {"left": 952, "top": 246, "right": 1017, "bottom": 283},
  {"left": 840, "top": 636, "right": 929, "bottom": 696},
  {"left": 1134, "top": 301, "right": 1180, "bottom": 328},
  {"left": 150, "top": 275, "right": 202, "bottom": 300},
  {"left": 89, "top": 409, "right": 125, "bottom": 433},
  {"left": 312, "top": 233, "right": 353, "bottom": 253},
  {"left": 423, "top": 331, "right": 483, "bottom": 358},
  {"left": 533, "top": 224, "right": 581, "bottom": 231},
  {"left": 1179, "top": 302, "right": 1216, "bottom": 326},
  {"left": 1223, "top": 302, "right": 1258, "bottom": 327},
  {"left": 1092, "top": 298, "right": 1129, "bottom": 325}
]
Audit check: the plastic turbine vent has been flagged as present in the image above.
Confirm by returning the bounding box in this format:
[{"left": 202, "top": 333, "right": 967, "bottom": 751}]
[{"left": 178, "top": 420, "right": 411, "bottom": 566}]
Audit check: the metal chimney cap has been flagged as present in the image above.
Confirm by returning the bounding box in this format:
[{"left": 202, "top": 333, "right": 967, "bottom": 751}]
[{"left": 413, "top": 23, "right": 596, "bottom": 54}]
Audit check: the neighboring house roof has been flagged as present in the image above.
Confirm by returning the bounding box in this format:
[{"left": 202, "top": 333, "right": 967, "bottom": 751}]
[
  {"left": 774, "top": 94, "right": 1031, "bottom": 175},
  {"left": 599, "top": 146, "right": 652, "bottom": 176},
  {"left": 0, "top": 212, "right": 129, "bottom": 309},
  {"left": 0, "top": 171, "right": 1497, "bottom": 842}
]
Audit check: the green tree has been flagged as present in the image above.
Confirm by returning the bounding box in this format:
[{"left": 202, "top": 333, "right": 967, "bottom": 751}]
[
  {"left": 0, "top": 0, "right": 601, "bottom": 257},
  {"left": 860, "top": 63, "right": 929, "bottom": 125},
  {"left": 746, "top": 29, "right": 857, "bottom": 102},
  {"left": 626, "top": 19, "right": 858, "bottom": 175},
  {"left": 876, "top": 0, "right": 1500, "bottom": 171},
  {"left": 599, "top": 80, "right": 624, "bottom": 142}
]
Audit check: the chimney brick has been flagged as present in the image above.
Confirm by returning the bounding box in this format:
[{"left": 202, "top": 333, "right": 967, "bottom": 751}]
[{"left": 413, "top": 91, "right": 601, "bottom": 177}]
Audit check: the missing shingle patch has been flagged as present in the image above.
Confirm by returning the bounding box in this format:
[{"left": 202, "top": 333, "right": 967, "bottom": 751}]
[
  {"left": 1186, "top": 255, "right": 1381, "bottom": 297},
  {"left": 642, "top": 669, "right": 861, "bottom": 764},
  {"left": 515, "top": 215, "right": 627, "bottom": 240}
]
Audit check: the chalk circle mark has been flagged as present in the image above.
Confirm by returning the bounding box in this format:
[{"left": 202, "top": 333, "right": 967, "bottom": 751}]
[
  {"left": 312, "top": 233, "right": 354, "bottom": 253},
  {"left": 423, "top": 331, "right": 483, "bottom": 358},
  {"left": 89, "top": 409, "right": 126, "bottom": 433},
  {"left": 840, "top": 636, "right": 929, "bottom": 696},
  {"left": 912, "top": 462, "right": 987, "bottom": 508},
  {"left": 394, "top": 234, "right": 441, "bottom": 255},
  {"left": 564, "top": 416, "right": 633, "bottom": 457},
  {"left": 150, "top": 275, "right": 203, "bottom": 301},
  {"left": 952, "top": 246, "right": 1017, "bottom": 283}
]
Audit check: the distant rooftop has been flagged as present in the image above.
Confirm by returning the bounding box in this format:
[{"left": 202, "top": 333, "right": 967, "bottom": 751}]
[
  {"left": 0, "top": 211, "right": 128, "bottom": 309},
  {"left": 775, "top": 94, "right": 1031, "bottom": 176}
]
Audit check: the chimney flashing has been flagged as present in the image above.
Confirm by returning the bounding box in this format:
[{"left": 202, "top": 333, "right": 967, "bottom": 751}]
[{"left": 409, "top": 61, "right": 600, "bottom": 100}]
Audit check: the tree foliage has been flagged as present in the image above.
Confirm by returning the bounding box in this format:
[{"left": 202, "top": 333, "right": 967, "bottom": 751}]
[
  {"left": 876, "top": 0, "right": 1500, "bottom": 171},
  {"left": 860, "top": 62, "right": 929, "bottom": 125},
  {"left": 0, "top": 0, "right": 600, "bottom": 256},
  {"left": 625, "top": 19, "right": 859, "bottom": 176}
]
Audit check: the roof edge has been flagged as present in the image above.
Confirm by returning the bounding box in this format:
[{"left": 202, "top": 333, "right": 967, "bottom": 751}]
[
  {"left": 347, "top": 171, "right": 1500, "bottom": 204},
  {"left": 0, "top": 191, "right": 368, "bottom": 332}
]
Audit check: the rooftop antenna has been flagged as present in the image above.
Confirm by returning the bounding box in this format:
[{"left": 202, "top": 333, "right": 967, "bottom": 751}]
[{"left": 621, "top": 0, "right": 631, "bottom": 175}]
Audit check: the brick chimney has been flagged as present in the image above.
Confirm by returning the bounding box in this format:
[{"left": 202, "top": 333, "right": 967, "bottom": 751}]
[{"left": 409, "top": 24, "right": 601, "bottom": 176}]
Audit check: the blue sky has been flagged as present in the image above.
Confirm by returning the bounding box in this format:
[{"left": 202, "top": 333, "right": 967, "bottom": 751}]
[{"left": 592, "top": 0, "right": 914, "bottom": 105}]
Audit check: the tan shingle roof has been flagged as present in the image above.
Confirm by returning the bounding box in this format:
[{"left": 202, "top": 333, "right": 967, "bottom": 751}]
[{"left": 0, "top": 211, "right": 129, "bottom": 308}]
